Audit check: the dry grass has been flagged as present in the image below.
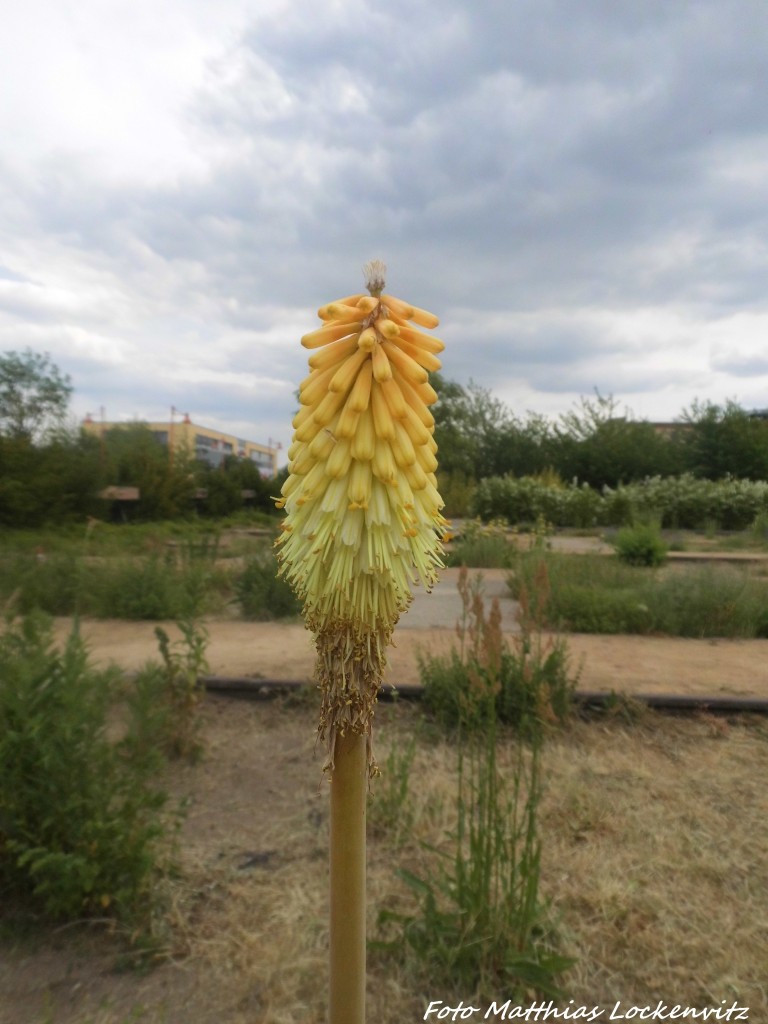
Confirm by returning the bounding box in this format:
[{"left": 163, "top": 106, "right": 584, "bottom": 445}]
[{"left": 1, "top": 698, "right": 767, "bottom": 1023}]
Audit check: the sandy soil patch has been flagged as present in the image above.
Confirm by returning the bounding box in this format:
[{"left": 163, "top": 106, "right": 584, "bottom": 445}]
[{"left": 53, "top": 616, "right": 768, "bottom": 701}]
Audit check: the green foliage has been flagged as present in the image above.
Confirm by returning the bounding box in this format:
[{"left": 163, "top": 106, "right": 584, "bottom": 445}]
[
  {"left": 750, "top": 510, "right": 768, "bottom": 544},
  {"left": 446, "top": 518, "right": 515, "bottom": 568},
  {"left": 635, "top": 566, "right": 768, "bottom": 639},
  {"left": 553, "top": 392, "right": 684, "bottom": 488},
  {"left": 234, "top": 553, "right": 302, "bottom": 620},
  {"left": 0, "top": 349, "right": 73, "bottom": 441},
  {"left": 152, "top": 617, "right": 210, "bottom": 761},
  {"left": 0, "top": 431, "right": 105, "bottom": 528},
  {"left": 381, "top": 581, "right": 573, "bottom": 999},
  {"left": 680, "top": 399, "right": 768, "bottom": 482},
  {"left": 0, "top": 544, "right": 228, "bottom": 620},
  {"left": 472, "top": 474, "right": 603, "bottom": 528},
  {"left": 436, "top": 468, "right": 476, "bottom": 518},
  {"left": 610, "top": 474, "right": 768, "bottom": 531},
  {"left": 99, "top": 557, "right": 203, "bottom": 620},
  {"left": 510, "top": 550, "right": 768, "bottom": 638},
  {"left": 474, "top": 473, "right": 768, "bottom": 531},
  {"left": 1, "top": 554, "right": 86, "bottom": 616},
  {"left": 380, "top": 738, "right": 573, "bottom": 1000},
  {"left": 197, "top": 455, "right": 276, "bottom": 518},
  {"left": 102, "top": 424, "right": 196, "bottom": 521},
  {"left": 612, "top": 524, "right": 668, "bottom": 566},
  {"left": 420, "top": 568, "right": 576, "bottom": 736},
  {"left": 0, "top": 614, "right": 172, "bottom": 929}
]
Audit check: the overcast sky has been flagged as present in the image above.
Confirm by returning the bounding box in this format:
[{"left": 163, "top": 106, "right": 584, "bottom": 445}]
[{"left": 2, "top": 0, "right": 768, "bottom": 460}]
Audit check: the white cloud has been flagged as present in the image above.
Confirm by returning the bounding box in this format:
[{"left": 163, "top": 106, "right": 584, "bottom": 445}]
[{"left": 2, "top": 0, "right": 768, "bottom": 457}]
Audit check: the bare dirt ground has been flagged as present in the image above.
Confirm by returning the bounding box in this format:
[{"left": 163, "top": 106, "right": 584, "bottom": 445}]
[
  {"left": 3, "top": 558, "right": 768, "bottom": 1024},
  {"left": 54, "top": 616, "right": 768, "bottom": 700},
  {"left": 52, "top": 565, "right": 768, "bottom": 702}
]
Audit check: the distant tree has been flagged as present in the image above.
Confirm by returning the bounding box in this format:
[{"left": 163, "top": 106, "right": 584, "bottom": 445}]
[
  {"left": 102, "top": 424, "right": 195, "bottom": 519},
  {"left": 0, "top": 429, "right": 103, "bottom": 527},
  {"left": 0, "top": 349, "right": 72, "bottom": 441},
  {"left": 551, "top": 392, "right": 683, "bottom": 488},
  {"left": 196, "top": 455, "right": 276, "bottom": 517},
  {"left": 494, "top": 412, "right": 558, "bottom": 479},
  {"left": 678, "top": 399, "right": 768, "bottom": 481},
  {"left": 432, "top": 375, "right": 514, "bottom": 479}
]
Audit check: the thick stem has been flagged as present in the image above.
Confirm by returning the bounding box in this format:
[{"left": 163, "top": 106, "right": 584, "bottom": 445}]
[{"left": 329, "top": 729, "right": 367, "bottom": 1024}]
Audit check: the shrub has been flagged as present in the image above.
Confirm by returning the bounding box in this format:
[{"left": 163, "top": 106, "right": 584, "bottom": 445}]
[
  {"left": 436, "top": 469, "right": 476, "bottom": 518},
  {"left": 446, "top": 518, "right": 515, "bottom": 568},
  {"left": 96, "top": 557, "right": 193, "bottom": 619},
  {"left": 612, "top": 524, "right": 668, "bottom": 567},
  {"left": 0, "top": 613, "right": 172, "bottom": 929},
  {"left": 420, "top": 567, "right": 577, "bottom": 736},
  {"left": 473, "top": 473, "right": 768, "bottom": 532},
  {"left": 235, "top": 554, "right": 301, "bottom": 620},
  {"left": 0, "top": 554, "right": 86, "bottom": 616}
]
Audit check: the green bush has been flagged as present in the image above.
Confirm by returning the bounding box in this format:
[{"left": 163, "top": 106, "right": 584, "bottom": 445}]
[
  {"left": 234, "top": 555, "right": 301, "bottom": 620},
  {"left": 420, "top": 567, "right": 576, "bottom": 736},
  {"left": 152, "top": 617, "right": 210, "bottom": 761},
  {"left": 612, "top": 524, "right": 668, "bottom": 566},
  {"left": 421, "top": 643, "right": 575, "bottom": 734},
  {"left": 553, "top": 585, "right": 653, "bottom": 634},
  {"left": 0, "top": 614, "right": 172, "bottom": 928},
  {"left": 436, "top": 469, "right": 477, "bottom": 518},
  {"left": 644, "top": 567, "right": 768, "bottom": 639},
  {"left": 0, "top": 554, "right": 86, "bottom": 616},
  {"left": 96, "top": 557, "right": 193, "bottom": 619},
  {"left": 446, "top": 518, "right": 515, "bottom": 568},
  {"left": 473, "top": 473, "right": 768, "bottom": 531}
]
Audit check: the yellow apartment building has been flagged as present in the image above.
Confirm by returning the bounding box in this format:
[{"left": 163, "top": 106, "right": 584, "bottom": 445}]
[{"left": 82, "top": 412, "right": 280, "bottom": 477}]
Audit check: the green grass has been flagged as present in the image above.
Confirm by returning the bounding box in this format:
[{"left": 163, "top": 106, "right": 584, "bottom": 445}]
[
  {"left": 0, "top": 527, "right": 297, "bottom": 622},
  {"left": 446, "top": 533, "right": 515, "bottom": 568},
  {"left": 509, "top": 551, "right": 768, "bottom": 638},
  {"left": 0, "top": 515, "right": 278, "bottom": 559},
  {"left": 0, "top": 554, "right": 231, "bottom": 619}
]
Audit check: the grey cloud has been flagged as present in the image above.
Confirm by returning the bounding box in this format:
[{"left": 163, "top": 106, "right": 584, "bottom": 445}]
[
  {"left": 4, "top": 0, "right": 768, "bottom": 445},
  {"left": 710, "top": 352, "right": 768, "bottom": 377}
]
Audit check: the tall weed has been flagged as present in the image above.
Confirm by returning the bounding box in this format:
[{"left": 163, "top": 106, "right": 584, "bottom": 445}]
[
  {"left": 421, "top": 567, "right": 577, "bottom": 734},
  {"left": 152, "top": 617, "right": 210, "bottom": 761},
  {"left": 368, "top": 737, "right": 417, "bottom": 846},
  {"left": 380, "top": 573, "right": 574, "bottom": 998}
]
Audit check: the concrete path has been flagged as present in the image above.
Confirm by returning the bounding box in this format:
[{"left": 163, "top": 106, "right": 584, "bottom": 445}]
[{"left": 401, "top": 567, "right": 519, "bottom": 631}]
